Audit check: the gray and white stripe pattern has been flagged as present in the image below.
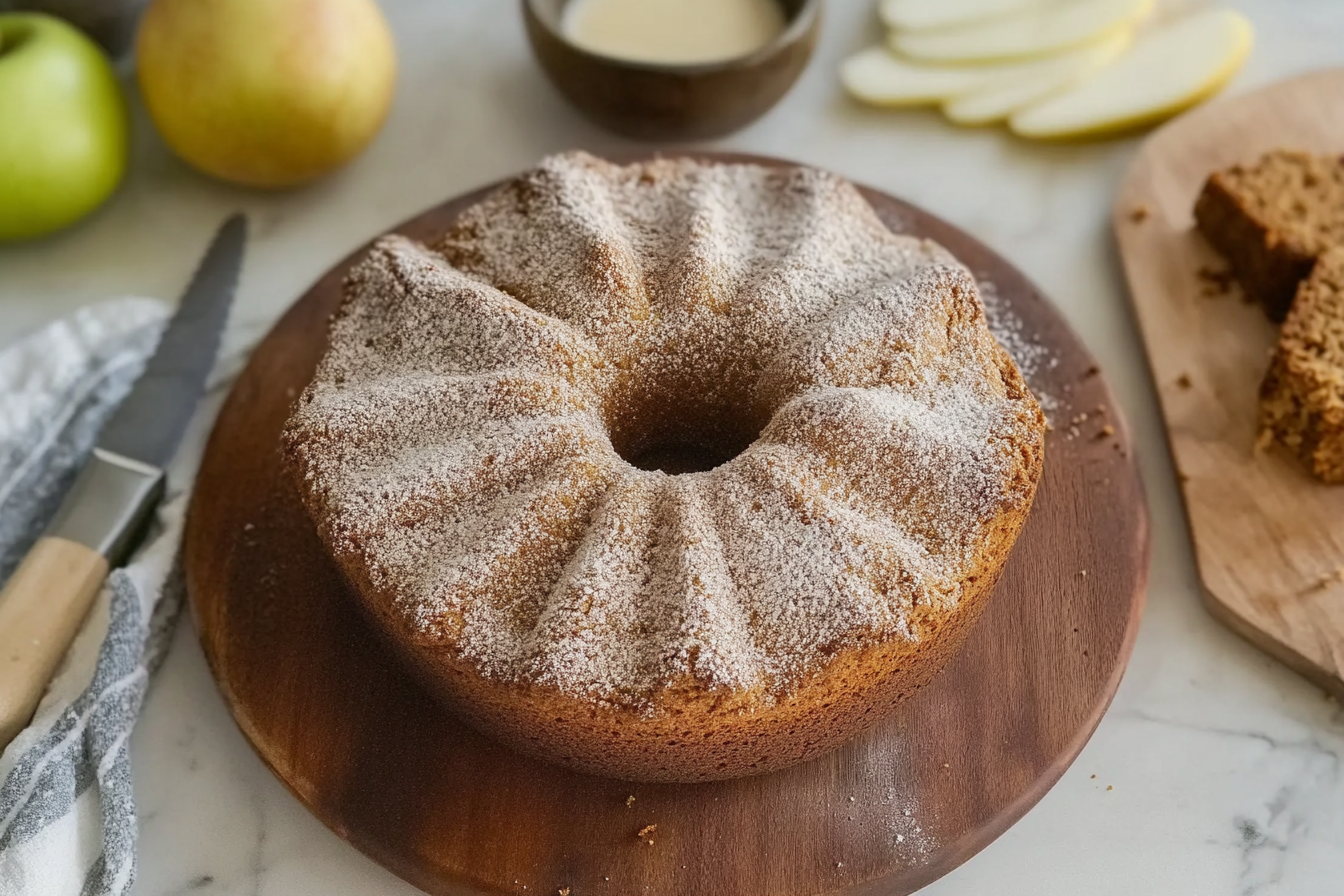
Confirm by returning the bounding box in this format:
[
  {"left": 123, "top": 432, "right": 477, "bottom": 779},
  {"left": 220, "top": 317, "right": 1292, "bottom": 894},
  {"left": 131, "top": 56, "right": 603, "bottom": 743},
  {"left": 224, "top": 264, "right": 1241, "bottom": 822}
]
[{"left": 0, "top": 299, "right": 186, "bottom": 896}]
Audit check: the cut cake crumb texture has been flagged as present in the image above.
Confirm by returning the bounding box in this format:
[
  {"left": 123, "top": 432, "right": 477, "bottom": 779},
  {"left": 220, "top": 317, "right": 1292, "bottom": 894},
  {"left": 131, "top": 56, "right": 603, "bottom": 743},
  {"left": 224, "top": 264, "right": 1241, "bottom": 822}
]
[
  {"left": 1194, "top": 150, "right": 1344, "bottom": 321},
  {"left": 1259, "top": 247, "right": 1344, "bottom": 483}
]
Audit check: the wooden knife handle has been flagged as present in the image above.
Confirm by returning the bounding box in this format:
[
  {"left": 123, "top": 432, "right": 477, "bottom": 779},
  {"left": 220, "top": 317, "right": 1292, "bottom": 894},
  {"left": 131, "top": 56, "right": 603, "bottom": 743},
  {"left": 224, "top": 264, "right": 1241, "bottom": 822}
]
[{"left": 0, "top": 537, "right": 109, "bottom": 750}]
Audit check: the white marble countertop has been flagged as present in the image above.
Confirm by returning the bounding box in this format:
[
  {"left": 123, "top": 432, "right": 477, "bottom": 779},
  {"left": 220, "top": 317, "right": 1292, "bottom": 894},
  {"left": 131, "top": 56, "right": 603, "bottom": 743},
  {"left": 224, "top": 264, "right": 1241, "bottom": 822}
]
[{"left": 3, "top": 1, "right": 1344, "bottom": 893}]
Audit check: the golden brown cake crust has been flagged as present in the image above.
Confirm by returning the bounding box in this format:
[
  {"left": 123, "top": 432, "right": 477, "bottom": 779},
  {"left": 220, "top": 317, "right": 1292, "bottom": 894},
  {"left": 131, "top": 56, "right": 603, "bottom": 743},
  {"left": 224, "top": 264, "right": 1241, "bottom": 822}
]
[
  {"left": 1259, "top": 247, "right": 1344, "bottom": 483},
  {"left": 1194, "top": 150, "right": 1344, "bottom": 321},
  {"left": 282, "top": 153, "right": 1046, "bottom": 781}
]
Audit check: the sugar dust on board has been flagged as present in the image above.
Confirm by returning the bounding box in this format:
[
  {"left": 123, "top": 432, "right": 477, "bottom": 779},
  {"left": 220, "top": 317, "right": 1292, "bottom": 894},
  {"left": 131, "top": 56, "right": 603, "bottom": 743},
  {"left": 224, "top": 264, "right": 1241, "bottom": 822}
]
[{"left": 561, "top": 0, "right": 786, "bottom": 65}]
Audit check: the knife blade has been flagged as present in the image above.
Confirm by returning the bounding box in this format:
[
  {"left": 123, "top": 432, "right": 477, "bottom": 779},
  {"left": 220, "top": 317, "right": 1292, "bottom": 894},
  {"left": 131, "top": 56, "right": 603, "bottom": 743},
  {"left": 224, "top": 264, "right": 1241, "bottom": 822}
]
[
  {"left": 0, "top": 215, "right": 246, "bottom": 749},
  {"left": 99, "top": 213, "right": 246, "bottom": 469},
  {"left": 43, "top": 214, "right": 246, "bottom": 561}
]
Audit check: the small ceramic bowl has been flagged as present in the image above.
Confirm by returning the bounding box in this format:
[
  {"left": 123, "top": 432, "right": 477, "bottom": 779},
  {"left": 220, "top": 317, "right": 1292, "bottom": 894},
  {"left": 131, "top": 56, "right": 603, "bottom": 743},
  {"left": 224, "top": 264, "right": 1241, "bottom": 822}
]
[{"left": 523, "top": 0, "right": 822, "bottom": 141}]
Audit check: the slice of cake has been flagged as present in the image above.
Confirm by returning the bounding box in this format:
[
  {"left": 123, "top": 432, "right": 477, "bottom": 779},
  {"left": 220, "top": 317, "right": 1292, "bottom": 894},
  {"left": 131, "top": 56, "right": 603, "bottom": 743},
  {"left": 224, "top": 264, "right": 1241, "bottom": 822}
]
[
  {"left": 1259, "top": 247, "right": 1344, "bottom": 483},
  {"left": 1194, "top": 150, "right": 1344, "bottom": 321}
]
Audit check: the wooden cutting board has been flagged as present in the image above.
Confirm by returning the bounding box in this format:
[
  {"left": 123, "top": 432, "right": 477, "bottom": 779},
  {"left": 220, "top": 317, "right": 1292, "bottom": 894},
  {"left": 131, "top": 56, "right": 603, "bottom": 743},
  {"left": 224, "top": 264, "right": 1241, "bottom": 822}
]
[
  {"left": 1114, "top": 68, "right": 1344, "bottom": 699},
  {"left": 185, "top": 152, "right": 1148, "bottom": 896}
]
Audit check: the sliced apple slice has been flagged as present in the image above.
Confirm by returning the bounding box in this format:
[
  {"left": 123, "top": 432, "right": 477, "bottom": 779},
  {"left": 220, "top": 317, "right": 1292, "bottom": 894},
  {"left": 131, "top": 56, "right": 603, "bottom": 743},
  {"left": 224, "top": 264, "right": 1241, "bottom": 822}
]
[
  {"left": 1009, "top": 9, "right": 1253, "bottom": 139},
  {"left": 841, "top": 47, "right": 1006, "bottom": 106},
  {"left": 892, "top": 0, "right": 1153, "bottom": 63},
  {"left": 879, "top": 0, "right": 1049, "bottom": 32},
  {"left": 942, "top": 28, "right": 1131, "bottom": 125},
  {"left": 842, "top": 34, "right": 1124, "bottom": 109}
]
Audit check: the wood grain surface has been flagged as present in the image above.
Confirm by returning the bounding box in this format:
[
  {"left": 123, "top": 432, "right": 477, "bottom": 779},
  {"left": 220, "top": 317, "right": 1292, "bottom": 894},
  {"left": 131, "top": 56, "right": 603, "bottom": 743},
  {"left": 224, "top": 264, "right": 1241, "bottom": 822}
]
[
  {"left": 1114, "top": 69, "right": 1344, "bottom": 700},
  {"left": 185, "top": 152, "right": 1148, "bottom": 896}
]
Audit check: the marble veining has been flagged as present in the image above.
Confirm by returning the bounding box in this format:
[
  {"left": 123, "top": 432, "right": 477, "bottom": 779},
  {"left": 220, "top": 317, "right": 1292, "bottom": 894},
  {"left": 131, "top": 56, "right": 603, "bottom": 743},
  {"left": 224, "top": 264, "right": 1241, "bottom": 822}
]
[{"left": 3, "top": 1, "right": 1344, "bottom": 893}]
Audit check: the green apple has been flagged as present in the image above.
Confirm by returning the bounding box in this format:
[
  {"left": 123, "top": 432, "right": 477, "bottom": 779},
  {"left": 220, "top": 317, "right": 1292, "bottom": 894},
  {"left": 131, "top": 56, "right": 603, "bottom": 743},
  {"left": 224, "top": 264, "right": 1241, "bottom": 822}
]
[
  {"left": 136, "top": 0, "right": 397, "bottom": 189},
  {"left": 0, "top": 13, "right": 129, "bottom": 242}
]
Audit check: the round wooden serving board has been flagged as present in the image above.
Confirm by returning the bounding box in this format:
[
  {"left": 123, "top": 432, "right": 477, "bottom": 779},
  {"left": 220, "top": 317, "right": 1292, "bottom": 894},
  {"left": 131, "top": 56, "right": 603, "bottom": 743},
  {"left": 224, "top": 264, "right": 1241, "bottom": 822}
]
[{"left": 186, "top": 152, "right": 1148, "bottom": 896}]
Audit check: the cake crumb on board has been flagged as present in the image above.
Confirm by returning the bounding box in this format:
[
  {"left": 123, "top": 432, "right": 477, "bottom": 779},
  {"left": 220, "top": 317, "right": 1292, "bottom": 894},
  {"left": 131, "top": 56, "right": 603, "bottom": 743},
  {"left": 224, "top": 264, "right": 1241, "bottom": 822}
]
[{"left": 1196, "top": 265, "right": 1237, "bottom": 298}]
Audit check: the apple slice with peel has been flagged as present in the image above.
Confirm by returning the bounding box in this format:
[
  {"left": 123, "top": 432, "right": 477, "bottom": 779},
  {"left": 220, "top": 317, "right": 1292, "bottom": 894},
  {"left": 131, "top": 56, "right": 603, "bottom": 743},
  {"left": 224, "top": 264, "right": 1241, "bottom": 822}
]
[
  {"left": 841, "top": 32, "right": 1125, "bottom": 109},
  {"left": 879, "top": 0, "right": 1050, "bottom": 32},
  {"left": 1010, "top": 9, "right": 1253, "bottom": 139},
  {"left": 943, "top": 28, "right": 1131, "bottom": 125},
  {"left": 892, "top": 0, "right": 1154, "bottom": 63}
]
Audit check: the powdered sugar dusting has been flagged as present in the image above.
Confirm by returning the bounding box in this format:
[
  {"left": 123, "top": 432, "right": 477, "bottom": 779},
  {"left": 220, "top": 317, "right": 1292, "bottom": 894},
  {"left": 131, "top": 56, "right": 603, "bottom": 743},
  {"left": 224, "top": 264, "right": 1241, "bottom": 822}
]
[
  {"left": 888, "top": 795, "right": 936, "bottom": 862},
  {"left": 284, "top": 152, "right": 1045, "bottom": 711},
  {"left": 979, "top": 279, "right": 1059, "bottom": 418}
]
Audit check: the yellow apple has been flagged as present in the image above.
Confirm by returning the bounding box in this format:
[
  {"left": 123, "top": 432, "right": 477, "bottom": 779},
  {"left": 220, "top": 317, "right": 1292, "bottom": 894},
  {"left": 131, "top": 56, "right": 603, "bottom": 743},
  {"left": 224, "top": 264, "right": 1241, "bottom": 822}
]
[{"left": 136, "top": 0, "right": 396, "bottom": 189}]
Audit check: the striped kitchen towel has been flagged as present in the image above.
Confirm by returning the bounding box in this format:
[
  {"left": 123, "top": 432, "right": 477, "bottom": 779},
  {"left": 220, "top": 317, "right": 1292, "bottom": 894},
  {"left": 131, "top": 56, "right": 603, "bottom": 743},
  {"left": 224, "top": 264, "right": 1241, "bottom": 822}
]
[{"left": 0, "top": 297, "right": 190, "bottom": 896}]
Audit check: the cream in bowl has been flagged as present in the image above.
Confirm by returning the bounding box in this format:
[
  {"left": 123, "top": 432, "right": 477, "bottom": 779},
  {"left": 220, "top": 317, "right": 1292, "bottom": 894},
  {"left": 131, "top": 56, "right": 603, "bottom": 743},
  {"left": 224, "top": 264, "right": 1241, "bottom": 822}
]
[
  {"left": 560, "top": 0, "right": 788, "bottom": 65},
  {"left": 523, "top": 0, "right": 821, "bottom": 141}
]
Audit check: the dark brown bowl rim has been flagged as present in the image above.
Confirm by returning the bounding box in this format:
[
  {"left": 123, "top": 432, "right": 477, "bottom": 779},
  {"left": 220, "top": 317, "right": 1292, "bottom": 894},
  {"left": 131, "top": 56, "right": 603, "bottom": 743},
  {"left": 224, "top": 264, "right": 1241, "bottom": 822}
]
[{"left": 523, "top": 0, "right": 823, "bottom": 76}]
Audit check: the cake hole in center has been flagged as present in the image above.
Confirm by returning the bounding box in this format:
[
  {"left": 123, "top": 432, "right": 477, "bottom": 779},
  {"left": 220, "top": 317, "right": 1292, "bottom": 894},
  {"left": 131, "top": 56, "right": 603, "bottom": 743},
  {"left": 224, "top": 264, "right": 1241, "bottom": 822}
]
[
  {"left": 612, "top": 396, "right": 765, "bottom": 475},
  {"left": 625, "top": 435, "right": 754, "bottom": 475}
]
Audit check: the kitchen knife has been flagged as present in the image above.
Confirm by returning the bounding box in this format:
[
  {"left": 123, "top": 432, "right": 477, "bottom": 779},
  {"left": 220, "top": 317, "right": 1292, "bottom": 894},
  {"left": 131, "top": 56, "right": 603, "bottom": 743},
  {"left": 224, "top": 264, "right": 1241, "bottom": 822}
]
[{"left": 0, "top": 214, "right": 246, "bottom": 750}]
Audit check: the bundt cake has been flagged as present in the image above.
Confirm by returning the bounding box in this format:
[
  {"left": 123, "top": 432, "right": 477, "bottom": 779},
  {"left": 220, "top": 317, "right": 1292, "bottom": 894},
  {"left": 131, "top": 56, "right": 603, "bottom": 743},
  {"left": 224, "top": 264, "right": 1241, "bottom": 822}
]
[{"left": 282, "top": 152, "right": 1046, "bottom": 782}]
